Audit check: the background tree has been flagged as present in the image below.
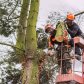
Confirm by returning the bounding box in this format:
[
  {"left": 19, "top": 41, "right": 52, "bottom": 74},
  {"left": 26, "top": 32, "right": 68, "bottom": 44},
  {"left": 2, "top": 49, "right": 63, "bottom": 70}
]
[
  {"left": 0, "top": 0, "right": 21, "bottom": 37},
  {"left": 0, "top": 0, "right": 22, "bottom": 83}
]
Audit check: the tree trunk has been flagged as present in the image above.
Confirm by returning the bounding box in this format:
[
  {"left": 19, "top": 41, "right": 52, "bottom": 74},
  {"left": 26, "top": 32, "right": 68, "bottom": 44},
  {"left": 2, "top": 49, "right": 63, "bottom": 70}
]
[
  {"left": 22, "top": 59, "right": 33, "bottom": 84},
  {"left": 22, "top": 0, "right": 39, "bottom": 84},
  {"left": 16, "top": 0, "right": 30, "bottom": 57},
  {"left": 25, "top": 0, "right": 39, "bottom": 50},
  {"left": 22, "top": 60, "right": 39, "bottom": 84}
]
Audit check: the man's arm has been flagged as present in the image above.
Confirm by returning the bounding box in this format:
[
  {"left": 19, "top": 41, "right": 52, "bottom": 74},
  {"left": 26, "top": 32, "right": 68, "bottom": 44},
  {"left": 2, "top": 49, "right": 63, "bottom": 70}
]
[{"left": 67, "top": 25, "right": 78, "bottom": 37}]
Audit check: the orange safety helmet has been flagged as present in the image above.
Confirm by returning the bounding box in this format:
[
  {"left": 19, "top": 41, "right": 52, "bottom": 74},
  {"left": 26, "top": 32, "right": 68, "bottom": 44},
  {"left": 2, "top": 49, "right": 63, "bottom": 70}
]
[{"left": 67, "top": 13, "right": 75, "bottom": 20}]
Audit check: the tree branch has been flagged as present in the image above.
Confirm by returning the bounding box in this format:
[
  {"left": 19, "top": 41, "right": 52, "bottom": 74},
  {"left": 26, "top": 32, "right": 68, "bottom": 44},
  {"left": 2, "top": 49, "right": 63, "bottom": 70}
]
[
  {"left": 8, "top": 16, "right": 20, "bottom": 20},
  {"left": 75, "top": 11, "right": 84, "bottom": 16},
  {"left": 0, "top": 42, "right": 24, "bottom": 52},
  {"left": 7, "top": 0, "right": 19, "bottom": 20}
]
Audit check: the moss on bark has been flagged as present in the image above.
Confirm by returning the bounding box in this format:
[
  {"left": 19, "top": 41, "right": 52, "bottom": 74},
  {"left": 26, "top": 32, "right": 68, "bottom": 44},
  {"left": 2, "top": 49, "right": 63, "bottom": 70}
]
[
  {"left": 25, "top": 0, "right": 39, "bottom": 51},
  {"left": 16, "top": 0, "right": 30, "bottom": 52},
  {"left": 16, "top": 0, "right": 39, "bottom": 83}
]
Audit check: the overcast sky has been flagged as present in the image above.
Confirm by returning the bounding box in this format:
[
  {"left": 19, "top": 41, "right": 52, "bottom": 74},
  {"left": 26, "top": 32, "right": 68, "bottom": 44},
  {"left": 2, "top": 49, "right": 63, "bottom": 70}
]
[{"left": 37, "top": 0, "right": 84, "bottom": 30}]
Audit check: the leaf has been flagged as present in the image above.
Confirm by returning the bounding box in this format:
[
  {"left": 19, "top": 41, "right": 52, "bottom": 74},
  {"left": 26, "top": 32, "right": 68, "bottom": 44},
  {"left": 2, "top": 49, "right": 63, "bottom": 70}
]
[{"left": 0, "top": 8, "right": 8, "bottom": 16}]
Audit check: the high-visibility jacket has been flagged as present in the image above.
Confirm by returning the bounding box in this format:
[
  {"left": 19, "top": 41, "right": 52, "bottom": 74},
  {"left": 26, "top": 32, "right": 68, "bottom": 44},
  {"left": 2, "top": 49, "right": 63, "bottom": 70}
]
[
  {"left": 48, "top": 21, "right": 68, "bottom": 48},
  {"left": 55, "top": 21, "right": 67, "bottom": 42}
]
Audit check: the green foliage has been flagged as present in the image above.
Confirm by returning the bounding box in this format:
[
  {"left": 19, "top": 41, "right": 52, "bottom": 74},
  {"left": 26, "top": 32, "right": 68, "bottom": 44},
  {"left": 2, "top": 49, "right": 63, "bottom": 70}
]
[
  {"left": 0, "top": 0, "right": 21, "bottom": 37},
  {"left": 5, "top": 64, "right": 21, "bottom": 84},
  {"left": 0, "top": 22, "right": 14, "bottom": 37},
  {"left": 0, "top": 8, "right": 8, "bottom": 16},
  {"left": 37, "top": 28, "right": 48, "bottom": 49},
  {"left": 0, "top": 51, "right": 21, "bottom": 84}
]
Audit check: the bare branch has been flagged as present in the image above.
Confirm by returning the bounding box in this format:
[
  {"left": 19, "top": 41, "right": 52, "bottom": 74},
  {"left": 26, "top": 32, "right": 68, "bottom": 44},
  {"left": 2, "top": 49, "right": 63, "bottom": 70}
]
[
  {"left": 8, "top": 16, "right": 20, "bottom": 20},
  {"left": 7, "top": 0, "right": 19, "bottom": 19},
  {"left": 75, "top": 11, "right": 84, "bottom": 16},
  {"left": 0, "top": 42, "right": 24, "bottom": 52}
]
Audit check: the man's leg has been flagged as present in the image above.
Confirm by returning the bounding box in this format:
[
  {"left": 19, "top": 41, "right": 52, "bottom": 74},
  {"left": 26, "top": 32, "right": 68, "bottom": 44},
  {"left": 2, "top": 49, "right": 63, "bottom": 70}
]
[
  {"left": 75, "top": 45, "right": 81, "bottom": 60},
  {"left": 75, "top": 45, "right": 81, "bottom": 55},
  {"left": 69, "top": 39, "right": 81, "bottom": 60},
  {"left": 69, "top": 39, "right": 74, "bottom": 47}
]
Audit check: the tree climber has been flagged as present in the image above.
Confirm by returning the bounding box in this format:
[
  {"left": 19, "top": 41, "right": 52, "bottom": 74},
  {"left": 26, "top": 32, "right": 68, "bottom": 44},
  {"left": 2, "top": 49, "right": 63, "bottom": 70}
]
[
  {"left": 65, "top": 12, "right": 84, "bottom": 60},
  {"left": 45, "top": 22, "right": 68, "bottom": 50},
  {"left": 45, "top": 23, "right": 70, "bottom": 74}
]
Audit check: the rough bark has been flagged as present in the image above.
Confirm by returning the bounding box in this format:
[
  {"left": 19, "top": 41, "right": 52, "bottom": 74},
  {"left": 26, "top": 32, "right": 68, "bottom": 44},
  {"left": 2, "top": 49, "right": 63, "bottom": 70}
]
[
  {"left": 25, "top": 0, "right": 39, "bottom": 51},
  {"left": 22, "top": 59, "right": 33, "bottom": 84},
  {"left": 16, "top": 0, "right": 30, "bottom": 54},
  {"left": 21, "top": 0, "right": 39, "bottom": 84}
]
